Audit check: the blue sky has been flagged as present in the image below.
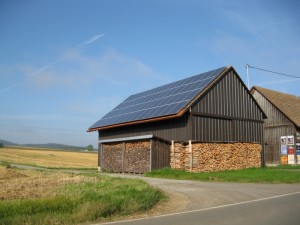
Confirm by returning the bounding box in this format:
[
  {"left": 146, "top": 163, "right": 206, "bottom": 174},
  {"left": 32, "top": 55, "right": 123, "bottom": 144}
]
[{"left": 0, "top": 0, "right": 299, "bottom": 147}]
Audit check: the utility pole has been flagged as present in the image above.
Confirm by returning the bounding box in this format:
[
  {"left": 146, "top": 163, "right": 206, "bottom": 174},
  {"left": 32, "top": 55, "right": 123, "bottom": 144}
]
[{"left": 246, "top": 64, "right": 250, "bottom": 89}]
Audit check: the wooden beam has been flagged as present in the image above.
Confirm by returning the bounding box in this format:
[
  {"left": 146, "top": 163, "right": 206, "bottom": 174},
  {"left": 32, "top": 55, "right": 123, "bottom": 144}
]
[
  {"left": 150, "top": 139, "right": 153, "bottom": 172},
  {"left": 171, "top": 140, "right": 175, "bottom": 169},
  {"left": 191, "top": 111, "right": 264, "bottom": 123},
  {"left": 189, "top": 140, "right": 192, "bottom": 172},
  {"left": 264, "top": 123, "right": 294, "bottom": 128}
]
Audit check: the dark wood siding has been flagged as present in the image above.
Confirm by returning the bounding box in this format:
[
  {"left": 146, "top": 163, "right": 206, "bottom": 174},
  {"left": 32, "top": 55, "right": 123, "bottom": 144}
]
[
  {"left": 192, "top": 117, "right": 232, "bottom": 142},
  {"left": 252, "top": 90, "right": 296, "bottom": 164},
  {"left": 151, "top": 139, "right": 171, "bottom": 170},
  {"left": 191, "top": 70, "right": 264, "bottom": 143},
  {"left": 99, "top": 112, "right": 191, "bottom": 141},
  {"left": 99, "top": 68, "right": 264, "bottom": 145},
  {"left": 192, "top": 70, "right": 263, "bottom": 120}
]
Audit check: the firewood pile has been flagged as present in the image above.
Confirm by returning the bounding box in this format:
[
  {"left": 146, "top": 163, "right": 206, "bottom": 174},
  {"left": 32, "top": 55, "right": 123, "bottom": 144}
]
[
  {"left": 170, "top": 143, "right": 189, "bottom": 169},
  {"left": 171, "top": 142, "right": 261, "bottom": 172},
  {"left": 123, "top": 141, "right": 150, "bottom": 173},
  {"left": 101, "top": 141, "right": 150, "bottom": 173},
  {"left": 102, "top": 143, "right": 123, "bottom": 172}
]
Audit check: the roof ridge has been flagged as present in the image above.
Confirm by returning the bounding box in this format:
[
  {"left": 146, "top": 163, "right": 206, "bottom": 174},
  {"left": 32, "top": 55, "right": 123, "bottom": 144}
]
[{"left": 254, "top": 86, "right": 300, "bottom": 99}]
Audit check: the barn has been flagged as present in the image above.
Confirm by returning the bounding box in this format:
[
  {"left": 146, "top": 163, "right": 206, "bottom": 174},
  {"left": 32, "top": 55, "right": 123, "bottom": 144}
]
[
  {"left": 251, "top": 86, "right": 300, "bottom": 165},
  {"left": 88, "top": 66, "right": 266, "bottom": 173}
]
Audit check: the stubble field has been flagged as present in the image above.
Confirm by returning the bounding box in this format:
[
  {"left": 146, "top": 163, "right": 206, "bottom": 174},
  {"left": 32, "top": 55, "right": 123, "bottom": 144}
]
[
  {"left": 0, "top": 147, "right": 97, "bottom": 168},
  {"left": 0, "top": 147, "right": 164, "bottom": 225}
]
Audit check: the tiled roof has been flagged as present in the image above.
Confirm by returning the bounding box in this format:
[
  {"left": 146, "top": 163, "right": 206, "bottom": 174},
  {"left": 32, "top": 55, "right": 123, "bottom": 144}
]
[{"left": 252, "top": 86, "right": 300, "bottom": 128}]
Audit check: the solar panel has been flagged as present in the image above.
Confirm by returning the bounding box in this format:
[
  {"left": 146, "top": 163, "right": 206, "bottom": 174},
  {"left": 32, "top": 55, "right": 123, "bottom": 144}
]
[{"left": 89, "top": 66, "right": 226, "bottom": 129}]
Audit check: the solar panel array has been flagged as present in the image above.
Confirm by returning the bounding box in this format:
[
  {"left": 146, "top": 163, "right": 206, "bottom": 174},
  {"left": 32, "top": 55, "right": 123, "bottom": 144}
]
[{"left": 89, "top": 66, "right": 226, "bottom": 129}]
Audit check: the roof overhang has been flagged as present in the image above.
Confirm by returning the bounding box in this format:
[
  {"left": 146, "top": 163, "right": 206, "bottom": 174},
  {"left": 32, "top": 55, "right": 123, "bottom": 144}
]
[
  {"left": 98, "top": 134, "right": 171, "bottom": 144},
  {"left": 99, "top": 134, "right": 154, "bottom": 143},
  {"left": 87, "top": 110, "right": 185, "bottom": 132}
]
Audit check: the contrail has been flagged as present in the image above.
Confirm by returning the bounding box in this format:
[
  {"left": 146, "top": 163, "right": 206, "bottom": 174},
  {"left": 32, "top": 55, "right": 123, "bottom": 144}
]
[
  {"left": 1, "top": 33, "right": 105, "bottom": 94},
  {"left": 0, "top": 82, "right": 21, "bottom": 94},
  {"left": 83, "top": 34, "right": 104, "bottom": 45}
]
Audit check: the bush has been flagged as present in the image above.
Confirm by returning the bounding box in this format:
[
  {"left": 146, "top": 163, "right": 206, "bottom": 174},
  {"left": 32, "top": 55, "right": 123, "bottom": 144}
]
[
  {"left": 0, "top": 162, "right": 11, "bottom": 169},
  {"left": 86, "top": 144, "right": 93, "bottom": 151}
]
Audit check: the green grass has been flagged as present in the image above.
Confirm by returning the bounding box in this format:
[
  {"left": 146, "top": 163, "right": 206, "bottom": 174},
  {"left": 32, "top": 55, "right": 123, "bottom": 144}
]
[
  {"left": 268, "top": 164, "right": 300, "bottom": 170},
  {"left": 0, "top": 175, "right": 164, "bottom": 225},
  {"left": 145, "top": 167, "right": 300, "bottom": 183}
]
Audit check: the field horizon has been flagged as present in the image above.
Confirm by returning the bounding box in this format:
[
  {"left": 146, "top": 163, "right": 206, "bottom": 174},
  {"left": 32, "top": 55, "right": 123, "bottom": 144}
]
[{"left": 0, "top": 147, "right": 97, "bottom": 169}]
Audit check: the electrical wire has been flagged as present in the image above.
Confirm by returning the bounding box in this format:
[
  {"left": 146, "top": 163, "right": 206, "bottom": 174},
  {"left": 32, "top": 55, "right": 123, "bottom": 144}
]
[{"left": 246, "top": 64, "right": 300, "bottom": 78}]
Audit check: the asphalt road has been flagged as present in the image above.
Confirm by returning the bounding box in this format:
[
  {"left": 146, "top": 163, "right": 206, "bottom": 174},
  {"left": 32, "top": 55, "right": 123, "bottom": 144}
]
[
  {"left": 97, "top": 174, "right": 300, "bottom": 225},
  {"left": 99, "top": 192, "right": 300, "bottom": 225}
]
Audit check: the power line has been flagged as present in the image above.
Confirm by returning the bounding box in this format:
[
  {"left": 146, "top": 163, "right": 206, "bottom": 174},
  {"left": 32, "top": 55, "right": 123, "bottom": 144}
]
[{"left": 246, "top": 64, "right": 300, "bottom": 78}]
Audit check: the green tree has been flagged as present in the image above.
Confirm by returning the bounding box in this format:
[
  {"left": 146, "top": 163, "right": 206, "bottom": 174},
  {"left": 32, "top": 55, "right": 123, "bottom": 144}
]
[{"left": 87, "top": 144, "right": 93, "bottom": 151}]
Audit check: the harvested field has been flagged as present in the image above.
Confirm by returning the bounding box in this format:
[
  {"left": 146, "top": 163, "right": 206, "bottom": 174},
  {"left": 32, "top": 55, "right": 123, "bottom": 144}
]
[
  {"left": 0, "top": 165, "right": 164, "bottom": 225},
  {"left": 0, "top": 166, "right": 96, "bottom": 201},
  {"left": 0, "top": 147, "right": 97, "bottom": 168}
]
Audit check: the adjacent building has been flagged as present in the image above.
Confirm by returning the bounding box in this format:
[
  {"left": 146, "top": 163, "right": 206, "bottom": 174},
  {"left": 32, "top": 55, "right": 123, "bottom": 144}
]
[{"left": 251, "top": 86, "right": 300, "bottom": 165}]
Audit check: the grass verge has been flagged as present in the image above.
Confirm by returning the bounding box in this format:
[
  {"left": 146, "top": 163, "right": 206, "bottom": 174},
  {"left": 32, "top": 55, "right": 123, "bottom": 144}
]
[
  {"left": 145, "top": 167, "right": 300, "bottom": 183},
  {"left": 267, "top": 164, "right": 300, "bottom": 170},
  {"left": 0, "top": 167, "right": 164, "bottom": 225}
]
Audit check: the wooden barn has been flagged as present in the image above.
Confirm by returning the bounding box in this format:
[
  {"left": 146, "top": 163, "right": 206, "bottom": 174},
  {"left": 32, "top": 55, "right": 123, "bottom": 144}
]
[
  {"left": 88, "top": 66, "right": 266, "bottom": 173},
  {"left": 251, "top": 86, "right": 300, "bottom": 165}
]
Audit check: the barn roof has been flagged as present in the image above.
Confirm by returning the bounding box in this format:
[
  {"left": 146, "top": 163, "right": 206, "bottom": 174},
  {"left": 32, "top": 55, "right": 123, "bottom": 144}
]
[
  {"left": 251, "top": 86, "right": 300, "bottom": 128},
  {"left": 88, "top": 66, "right": 232, "bottom": 132}
]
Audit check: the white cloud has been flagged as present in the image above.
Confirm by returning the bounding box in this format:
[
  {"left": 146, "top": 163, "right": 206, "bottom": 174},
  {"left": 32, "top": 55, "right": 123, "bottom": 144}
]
[
  {"left": 1, "top": 32, "right": 162, "bottom": 95},
  {"left": 0, "top": 33, "right": 105, "bottom": 93},
  {"left": 23, "top": 48, "right": 160, "bottom": 90},
  {"left": 0, "top": 126, "right": 98, "bottom": 147},
  {"left": 0, "top": 114, "right": 63, "bottom": 121},
  {"left": 211, "top": 32, "right": 251, "bottom": 56},
  {"left": 65, "top": 96, "right": 121, "bottom": 116}
]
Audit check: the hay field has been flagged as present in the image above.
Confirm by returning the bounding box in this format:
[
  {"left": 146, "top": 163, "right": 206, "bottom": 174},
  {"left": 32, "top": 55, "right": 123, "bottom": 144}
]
[{"left": 0, "top": 147, "right": 97, "bottom": 168}]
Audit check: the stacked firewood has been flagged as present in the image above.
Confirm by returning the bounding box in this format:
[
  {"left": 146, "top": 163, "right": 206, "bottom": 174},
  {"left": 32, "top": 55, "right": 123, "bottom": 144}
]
[
  {"left": 102, "top": 143, "right": 123, "bottom": 172},
  {"left": 124, "top": 141, "right": 150, "bottom": 174},
  {"left": 171, "top": 142, "right": 261, "bottom": 172},
  {"left": 170, "top": 143, "right": 189, "bottom": 169},
  {"left": 246, "top": 143, "right": 262, "bottom": 168}
]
